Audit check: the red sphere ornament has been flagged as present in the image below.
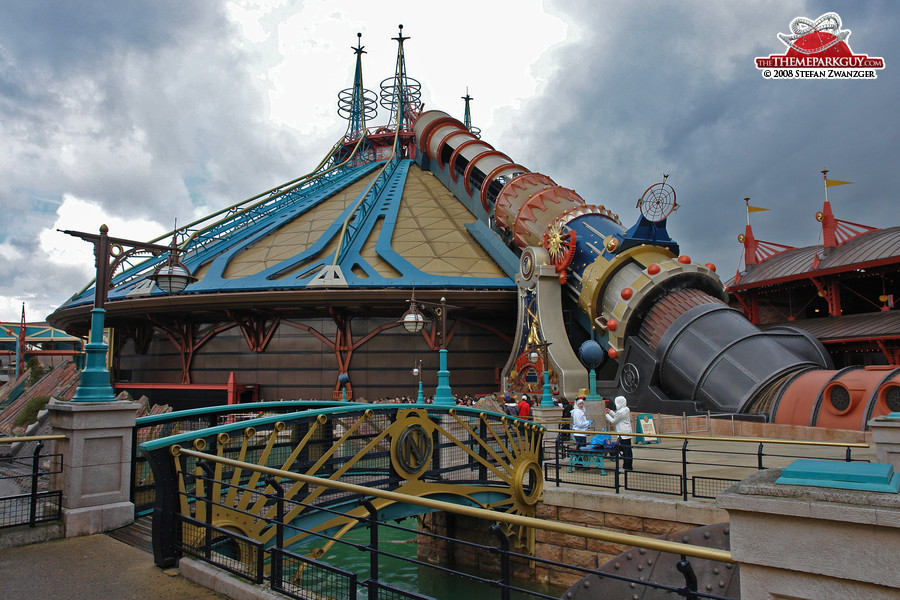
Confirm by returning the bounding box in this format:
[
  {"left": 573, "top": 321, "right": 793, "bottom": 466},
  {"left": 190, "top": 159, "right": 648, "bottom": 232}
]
[
  {"left": 786, "top": 31, "right": 851, "bottom": 59},
  {"left": 677, "top": 255, "right": 691, "bottom": 264},
  {"left": 607, "top": 318, "right": 618, "bottom": 331},
  {"left": 608, "top": 347, "right": 619, "bottom": 360},
  {"left": 705, "top": 262, "right": 716, "bottom": 272},
  {"left": 647, "top": 264, "right": 661, "bottom": 275},
  {"left": 621, "top": 287, "right": 634, "bottom": 300}
]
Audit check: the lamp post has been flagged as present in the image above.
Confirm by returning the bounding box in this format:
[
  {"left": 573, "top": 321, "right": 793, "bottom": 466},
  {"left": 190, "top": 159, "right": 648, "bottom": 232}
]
[
  {"left": 338, "top": 372, "right": 350, "bottom": 401},
  {"left": 401, "top": 293, "right": 457, "bottom": 406},
  {"left": 61, "top": 225, "right": 196, "bottom": 402},
  {"left": 412, "top": 360, "right": 424, "bottom": 404},
  {"left": 528, "top": 340, "right": 553, "bottom": 407}
]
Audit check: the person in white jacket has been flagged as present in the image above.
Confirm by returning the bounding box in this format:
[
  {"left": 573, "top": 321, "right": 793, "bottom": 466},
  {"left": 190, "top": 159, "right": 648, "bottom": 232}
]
[
  {"left": 605, "top": 395, "right": 633, "bottom": 470},
  {"left": 571, "top": 397, "right": 593, "bottom": 448}
]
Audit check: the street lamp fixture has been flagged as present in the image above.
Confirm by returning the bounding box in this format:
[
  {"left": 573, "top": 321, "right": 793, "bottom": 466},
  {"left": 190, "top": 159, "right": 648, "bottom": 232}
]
[
  {"left": 149, "top": 234, "right": 198, "bottom": 293},
  {"left": 60, "top": 225, "right": 195, "bottom": 402},
  {"left": 400, "top": 292, "right": 458, "bottom": 406},
  {"left": 412, "top": 359, "right": 424, "bottom": 403},
  {"left": 401, "top": 296, "right": 426, "bottom": 333}
]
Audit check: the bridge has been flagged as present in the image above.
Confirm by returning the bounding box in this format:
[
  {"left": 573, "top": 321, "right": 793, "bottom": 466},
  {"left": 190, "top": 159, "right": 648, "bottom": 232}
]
[{"left": 139, "top": 402, "right": 547, "bottom": 570}]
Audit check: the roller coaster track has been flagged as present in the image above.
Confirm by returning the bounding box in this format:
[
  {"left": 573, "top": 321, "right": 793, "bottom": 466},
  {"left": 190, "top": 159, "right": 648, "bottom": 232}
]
[{"left": 70, "top": 133, "right": 374, "bottom": 299}]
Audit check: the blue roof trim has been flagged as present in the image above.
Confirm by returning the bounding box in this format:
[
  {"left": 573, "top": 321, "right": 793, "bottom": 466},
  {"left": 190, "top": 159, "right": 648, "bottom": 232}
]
[
  {"left": 62, "top": 158, "right": 516, "bottom": 308},
  {"left": 465, "top": 220, "right": 520, "bottom": 279}
]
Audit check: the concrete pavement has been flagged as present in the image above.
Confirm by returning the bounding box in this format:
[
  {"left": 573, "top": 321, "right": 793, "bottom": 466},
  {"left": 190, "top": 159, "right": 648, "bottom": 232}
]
[{"left": 0, "top": 534, "right": 228, "bottom": 600}]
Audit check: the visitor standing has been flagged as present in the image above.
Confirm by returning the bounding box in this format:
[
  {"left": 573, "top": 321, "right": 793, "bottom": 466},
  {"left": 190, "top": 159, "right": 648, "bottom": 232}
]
[
  {"left": 605, "top": 395, "right": 633, "bottom": 470},
  {"left": 571, "top": 397, "right": 592, "bottom": 447},
  {"left": 517, "top": 394, "right": 532, "bottom": 418}
]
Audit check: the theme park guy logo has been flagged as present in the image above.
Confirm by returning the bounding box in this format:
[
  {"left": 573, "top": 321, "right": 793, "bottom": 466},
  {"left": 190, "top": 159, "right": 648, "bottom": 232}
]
[{"left": 756, "top": 12, "right": 885, "bottom": 79}]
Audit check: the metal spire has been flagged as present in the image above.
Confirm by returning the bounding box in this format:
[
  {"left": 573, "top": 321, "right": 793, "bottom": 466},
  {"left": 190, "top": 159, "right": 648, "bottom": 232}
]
[
  {"left": 380, "top": 24, "right": 422, "bottom": 133},
  {"left": 342, "top": 33, "right": 376, "bottom": 140},
  {"left": 337, "top": 33, "right": 377, "bottom": 163},
  {"left": 461, "top": 88, "right": 481, "bottom": 138}
]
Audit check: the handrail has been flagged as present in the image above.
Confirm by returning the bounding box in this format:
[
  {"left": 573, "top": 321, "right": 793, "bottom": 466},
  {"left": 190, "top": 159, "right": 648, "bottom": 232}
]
[
  {"left": 174, "top": 446, "right": 734, "bottom": 564},
  {"left": 140, "top": 404, "right": 537, "bottom": 452},
  {"left": 135, "top": 400, "right": 346, "bottom": 426},
  {"left": 544, "top": 428, "right": 869, "bottom": 449},
  {"left": 0, "top": 434, "right": 65, "bottom": 444}
]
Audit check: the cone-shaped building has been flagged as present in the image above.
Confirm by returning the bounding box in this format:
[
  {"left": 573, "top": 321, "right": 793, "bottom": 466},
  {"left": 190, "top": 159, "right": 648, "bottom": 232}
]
[
  {"left": 48, "top": 28, "right": 518, "bottom": 403},
  {"left": 48, "top": 27, "right": 898, "bottom": 429}
]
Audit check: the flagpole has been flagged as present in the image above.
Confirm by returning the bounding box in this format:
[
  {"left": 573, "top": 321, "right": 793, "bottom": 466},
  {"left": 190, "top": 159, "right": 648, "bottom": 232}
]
[
  {"left": 745, "top": 196, "right": 751, "bottom": 226},
  {"left": 822, "top": 168, "right": 829, "bottom": 205}
]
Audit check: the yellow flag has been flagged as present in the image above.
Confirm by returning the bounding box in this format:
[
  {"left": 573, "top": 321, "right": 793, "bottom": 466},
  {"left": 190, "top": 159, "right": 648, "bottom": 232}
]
[
  {"left": 747, "top": 205, "right": 771, "bottom": 212},
  {"left": 825, "top": 179, "right": 853, "bottom": 187}
]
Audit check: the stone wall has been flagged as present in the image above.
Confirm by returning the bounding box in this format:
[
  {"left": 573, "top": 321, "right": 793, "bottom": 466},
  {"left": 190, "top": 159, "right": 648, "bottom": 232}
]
[{"left": 418, "top": 487, "right": 728, "bottom": 589}]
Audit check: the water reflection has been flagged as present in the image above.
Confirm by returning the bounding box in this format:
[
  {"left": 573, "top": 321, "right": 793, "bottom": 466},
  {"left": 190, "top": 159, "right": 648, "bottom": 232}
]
[{"left": 289, "top": 517, "right": 565, "bottom": 599}]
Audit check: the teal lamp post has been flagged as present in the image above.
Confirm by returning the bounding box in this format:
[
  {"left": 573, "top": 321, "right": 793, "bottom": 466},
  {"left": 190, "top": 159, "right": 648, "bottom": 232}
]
[
  {"left": 529, "top": 340, "right": 553, "bottom": 406},
  {"left": 61, "top": 225, "right": 195, "bottom": 402},
  {"left": 338, "top": 373, "right": 350, "bottom": 401},
  {"left": 412, "top": 360, "right": 424, "bottom": 404},
  {"left": 401, "top": 294, "right": 457, "bottom": 406},
  {"left": 578, "top": 340, "right": 605, "bottom": 403}
]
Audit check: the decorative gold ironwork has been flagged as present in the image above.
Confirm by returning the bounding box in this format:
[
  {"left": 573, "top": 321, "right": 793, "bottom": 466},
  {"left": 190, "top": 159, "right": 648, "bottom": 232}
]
[{"left": 169, "top": 407, "right": 545, "bottom": 569}]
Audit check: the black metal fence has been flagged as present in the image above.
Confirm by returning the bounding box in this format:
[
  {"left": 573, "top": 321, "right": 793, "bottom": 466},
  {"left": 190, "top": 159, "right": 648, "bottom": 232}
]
[
  {"left": 0, "top": 441, "right": 62, "bottom": 529},
  {"left": 169, "top": 464, "right": 734, "bottom": 600},
  {"left": 545, "top": 432, "right": 868, "bottom": 500}
]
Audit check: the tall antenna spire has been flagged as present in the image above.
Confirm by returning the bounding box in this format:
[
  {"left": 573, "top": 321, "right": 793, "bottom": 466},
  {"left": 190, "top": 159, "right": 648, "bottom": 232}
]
[
  {"left": 337, "top": 33, "right": 377, "bottom": 165},
  {"left": 462, "top": 88, "right": 481, "bottom": 138},
  {"left": 380, "top": 24, "right": 422, "bottom": 134}
]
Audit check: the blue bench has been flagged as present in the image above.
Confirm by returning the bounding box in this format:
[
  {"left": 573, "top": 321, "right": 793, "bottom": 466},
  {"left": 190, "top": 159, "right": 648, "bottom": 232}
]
[{"left": 567, "top": 441, "right": 616, "bottom": 474}]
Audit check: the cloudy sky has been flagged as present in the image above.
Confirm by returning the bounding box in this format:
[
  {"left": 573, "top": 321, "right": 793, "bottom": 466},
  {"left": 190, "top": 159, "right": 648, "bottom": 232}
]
[{"left": 1, "top": 0, "right": 896, "bottom": 323}]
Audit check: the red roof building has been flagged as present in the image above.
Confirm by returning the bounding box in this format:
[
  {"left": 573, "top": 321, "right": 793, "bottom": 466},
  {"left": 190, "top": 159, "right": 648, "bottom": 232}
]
[
  {"left": 728, "top": 198, "right": 899, "bottom": 368},
  {"left": 725, "top": 177, "right": 899, "bottom": 429}
]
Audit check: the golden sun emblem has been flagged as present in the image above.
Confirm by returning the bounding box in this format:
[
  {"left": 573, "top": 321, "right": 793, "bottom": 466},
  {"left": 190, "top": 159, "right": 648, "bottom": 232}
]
[
  {"left": 545, "top": 223, "right": 566, "bottom": 262},
  {"left": 543, "top": 222, "right": 577, "bottom": 283}
]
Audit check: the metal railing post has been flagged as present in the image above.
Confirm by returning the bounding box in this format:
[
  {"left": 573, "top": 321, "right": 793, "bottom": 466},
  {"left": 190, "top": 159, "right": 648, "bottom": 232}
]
[
  {"left": 681, "top": 439, "right": 689, "bottom": 501},
  {"left": 489, "top": 523, "right": 511, "bottom": 600},
  {"left": 757, "top": 443, "right": 765, "bottom": 470},
  {"left": 198, "top": 460, "right": 214, "bottom": 560},
  {"left": 363, "top": 500, "right": 379, "bottom": 600},
  {"left": 29, "top": 441, "right": 43, "bottom": 527},
  {"left": 554, "top": 435, "right": 561, "bottom": 486},
  {"left": 479, "top": 419, "right": 488, "bottom": 481},
  {"left": 266, "top": 476, "right": 285, "bottom": 590},
  {"left": 676, "top": 555, "right": 699, "bottom": 600},
  {"left": 614, "top": 449, "right": 621, "bottom": 493},
  {"left": 130, "top": 426, "right": 138, "bottom": 506}
]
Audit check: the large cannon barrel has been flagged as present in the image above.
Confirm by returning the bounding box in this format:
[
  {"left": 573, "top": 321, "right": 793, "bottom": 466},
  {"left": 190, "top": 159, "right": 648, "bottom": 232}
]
[{"left": 412, "top": 110, "right": 898, "bottom": 423}]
